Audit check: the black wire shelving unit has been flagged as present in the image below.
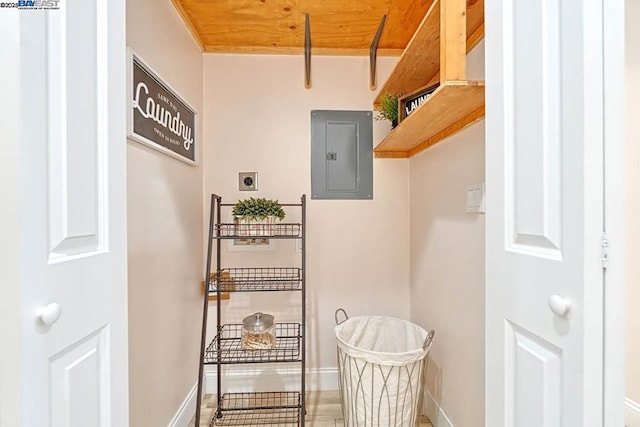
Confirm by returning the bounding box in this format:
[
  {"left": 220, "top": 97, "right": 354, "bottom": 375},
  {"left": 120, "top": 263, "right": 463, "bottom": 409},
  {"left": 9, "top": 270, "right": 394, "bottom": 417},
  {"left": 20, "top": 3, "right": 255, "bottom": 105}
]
[{"left": 194, "top": 194, "right": 307, "bottom": 427}]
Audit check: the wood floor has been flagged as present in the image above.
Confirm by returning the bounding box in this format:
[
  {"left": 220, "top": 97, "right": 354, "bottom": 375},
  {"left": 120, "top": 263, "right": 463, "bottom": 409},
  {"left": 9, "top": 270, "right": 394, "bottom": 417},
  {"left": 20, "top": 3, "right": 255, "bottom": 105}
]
[{"left": 191, "top": 390, "right": 433, "bottom": 427}]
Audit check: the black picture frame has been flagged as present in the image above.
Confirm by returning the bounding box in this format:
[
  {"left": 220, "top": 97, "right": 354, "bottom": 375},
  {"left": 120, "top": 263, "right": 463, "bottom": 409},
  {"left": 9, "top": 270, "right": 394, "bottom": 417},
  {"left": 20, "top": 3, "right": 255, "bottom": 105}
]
[{"left": 127, "top": 51, "right": 198, "bottom": 165}]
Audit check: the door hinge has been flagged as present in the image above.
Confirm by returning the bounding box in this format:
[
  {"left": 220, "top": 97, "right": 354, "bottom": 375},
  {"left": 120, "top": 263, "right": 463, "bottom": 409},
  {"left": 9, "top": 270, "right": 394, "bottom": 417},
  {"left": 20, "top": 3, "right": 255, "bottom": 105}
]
[{"left": 601, "top": 232, "right": 609, "bottom": 269}]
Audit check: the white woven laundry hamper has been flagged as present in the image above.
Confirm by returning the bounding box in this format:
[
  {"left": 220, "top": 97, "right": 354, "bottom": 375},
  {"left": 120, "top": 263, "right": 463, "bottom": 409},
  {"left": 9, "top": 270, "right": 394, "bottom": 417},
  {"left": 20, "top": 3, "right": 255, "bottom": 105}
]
[{"left": 334, "top": 309, "right": 435, "bottom": 427}]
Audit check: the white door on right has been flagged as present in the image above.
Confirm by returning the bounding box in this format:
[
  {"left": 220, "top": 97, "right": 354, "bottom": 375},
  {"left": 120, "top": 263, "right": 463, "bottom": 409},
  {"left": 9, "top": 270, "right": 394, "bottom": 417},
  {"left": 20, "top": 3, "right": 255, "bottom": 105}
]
[{"left": 485, "top": 0, "right": 605, "bottom": 426}]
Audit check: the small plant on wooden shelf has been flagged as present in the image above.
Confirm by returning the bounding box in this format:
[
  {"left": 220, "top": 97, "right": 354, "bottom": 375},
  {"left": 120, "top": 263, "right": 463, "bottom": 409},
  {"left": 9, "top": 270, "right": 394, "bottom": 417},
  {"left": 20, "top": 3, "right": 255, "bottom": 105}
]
[
  {"left": 232, "top": 198, "right": 285, "bottom": 236},
  {"left": 375, "top": 93, "right": 399, "bottom": 129}
]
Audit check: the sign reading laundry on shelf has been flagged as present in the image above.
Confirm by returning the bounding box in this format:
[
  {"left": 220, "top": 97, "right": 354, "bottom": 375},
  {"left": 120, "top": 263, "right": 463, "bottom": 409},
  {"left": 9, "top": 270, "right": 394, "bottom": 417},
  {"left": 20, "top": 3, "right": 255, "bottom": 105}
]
[
  {"left": 128, "top": 51, "right": 197, "bottom": 165},
  {"left": 398, "top": 83, "right": 440, "bottom": 123}
]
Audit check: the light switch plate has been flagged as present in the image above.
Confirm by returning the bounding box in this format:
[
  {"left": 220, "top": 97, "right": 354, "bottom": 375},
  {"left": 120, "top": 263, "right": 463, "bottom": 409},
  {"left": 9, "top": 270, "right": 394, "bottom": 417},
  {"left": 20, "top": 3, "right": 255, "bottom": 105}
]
[
  {"left": 239, "top": 172, "right": 258, "bottom": 191},
  {"left": 466, "top": 183, "right": 485, "bottom": 213}
]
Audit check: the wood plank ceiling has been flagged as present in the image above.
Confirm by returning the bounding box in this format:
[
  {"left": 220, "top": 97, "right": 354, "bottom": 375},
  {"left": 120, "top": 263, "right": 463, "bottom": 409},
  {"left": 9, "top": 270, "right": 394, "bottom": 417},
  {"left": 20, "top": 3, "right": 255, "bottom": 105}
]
[{"left": 172, "top": 0, "right": 437, "bottom": 55}]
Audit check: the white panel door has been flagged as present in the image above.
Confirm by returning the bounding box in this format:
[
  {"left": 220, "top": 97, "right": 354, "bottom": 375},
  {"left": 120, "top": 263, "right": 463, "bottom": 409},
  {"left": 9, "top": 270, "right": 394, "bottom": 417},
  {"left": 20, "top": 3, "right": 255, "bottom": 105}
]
[
  {"left": 18, "top": 0, "right": 128, "bottom": 425},
  {"left": 485, "top": 0, "right": 605, "bottom": 426}
]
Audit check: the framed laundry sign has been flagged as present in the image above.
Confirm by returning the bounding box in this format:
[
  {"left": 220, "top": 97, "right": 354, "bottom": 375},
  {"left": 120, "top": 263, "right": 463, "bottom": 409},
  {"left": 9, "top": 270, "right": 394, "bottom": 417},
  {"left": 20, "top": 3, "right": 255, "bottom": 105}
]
[
  {"left": 127, "top": 51, "right": 198, "bottom": 165},
  {"left": 398, "top": 83, "right": 440, "bottom": 123}
]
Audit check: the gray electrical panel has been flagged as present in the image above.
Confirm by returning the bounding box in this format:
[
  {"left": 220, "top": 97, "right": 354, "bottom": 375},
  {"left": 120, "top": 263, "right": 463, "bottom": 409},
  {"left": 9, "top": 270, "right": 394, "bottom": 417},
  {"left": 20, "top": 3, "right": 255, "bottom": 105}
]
[{"left": 310, "top": 110, "right": 373, "bottom": 200}]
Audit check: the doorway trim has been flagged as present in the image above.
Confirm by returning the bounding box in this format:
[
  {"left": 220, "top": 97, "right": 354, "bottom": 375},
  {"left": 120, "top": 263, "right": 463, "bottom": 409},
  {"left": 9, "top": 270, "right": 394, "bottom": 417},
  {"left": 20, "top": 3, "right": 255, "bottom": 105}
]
[{"left": 603, "top": 0, "right": 626, "bottom": 425}]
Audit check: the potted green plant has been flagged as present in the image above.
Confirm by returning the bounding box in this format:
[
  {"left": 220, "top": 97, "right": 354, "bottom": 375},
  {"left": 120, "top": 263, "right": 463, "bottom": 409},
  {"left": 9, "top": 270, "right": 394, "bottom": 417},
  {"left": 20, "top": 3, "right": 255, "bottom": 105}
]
[
  {"left": 232, "top": 197, "right": 286, "bottom": 236},
  {"left": 375, "top": 93, "right": 399, "bottom": 129}
]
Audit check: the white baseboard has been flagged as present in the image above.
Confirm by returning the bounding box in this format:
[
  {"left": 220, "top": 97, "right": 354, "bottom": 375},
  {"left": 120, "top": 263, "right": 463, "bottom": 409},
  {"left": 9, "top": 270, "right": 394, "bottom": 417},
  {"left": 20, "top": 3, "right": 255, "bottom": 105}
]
[
  {"left": 626, "top": 398, "right": 640, "bottom": 427},
  {"left": 204, "top": 366, "right": 339, "bottom": 394},
  {"left": 167, "top": 382, "right": 197, "bottom": 427},
  {"left": 166, "top": 379, "right": 640, "bottom": 427},
  {"left": 423, "top": 389, "right": 454, "bottom": 427}
]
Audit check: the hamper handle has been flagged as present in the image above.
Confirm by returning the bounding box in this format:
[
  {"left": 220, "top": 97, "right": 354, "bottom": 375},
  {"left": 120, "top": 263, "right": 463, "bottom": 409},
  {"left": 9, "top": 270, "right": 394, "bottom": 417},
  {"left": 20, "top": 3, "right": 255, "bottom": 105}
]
[
  {"left": 335, "top": 308, "right": 349, "bottom": 325},
  {"left": 423, "top": 329, "right": 435, "bottom": 350}
]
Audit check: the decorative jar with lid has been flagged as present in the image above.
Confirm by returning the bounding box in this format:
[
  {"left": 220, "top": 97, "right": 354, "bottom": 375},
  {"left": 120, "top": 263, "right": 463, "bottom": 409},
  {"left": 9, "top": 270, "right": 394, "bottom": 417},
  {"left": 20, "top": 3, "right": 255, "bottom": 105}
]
[{"left": 241, "top": 312, "right": 276, "bottom": 350}]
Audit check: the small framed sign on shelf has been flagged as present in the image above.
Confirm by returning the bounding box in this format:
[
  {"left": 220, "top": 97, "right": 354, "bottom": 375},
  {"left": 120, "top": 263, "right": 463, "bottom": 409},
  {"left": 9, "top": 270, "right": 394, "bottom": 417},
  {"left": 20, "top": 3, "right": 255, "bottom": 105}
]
[
  {"left": 398, "top": 83, "right": 440, "bottom": 123},
  {"left": 127, "top": 50, "right": 198, "bottom": 165}
]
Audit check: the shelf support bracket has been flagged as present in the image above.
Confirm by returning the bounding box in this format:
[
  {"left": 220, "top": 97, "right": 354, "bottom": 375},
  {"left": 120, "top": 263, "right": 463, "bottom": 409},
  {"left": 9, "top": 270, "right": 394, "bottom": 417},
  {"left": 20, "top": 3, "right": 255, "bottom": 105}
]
[
  {"left": 369, "top": 15, "right": 386, "bottom": 91},
  {"left": 440, "top": 0, "right": 467, "bottom": 81},
  {"left": 304, "top": 13, "right": 312, "bottom": 89}
]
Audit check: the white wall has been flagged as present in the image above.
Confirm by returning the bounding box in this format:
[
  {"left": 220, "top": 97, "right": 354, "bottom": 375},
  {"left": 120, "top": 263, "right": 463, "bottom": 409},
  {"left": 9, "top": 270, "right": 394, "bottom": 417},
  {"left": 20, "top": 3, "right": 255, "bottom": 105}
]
[
  {"left": 0, "top": 11, "right": 23, "bottom": 427},
  {"left": 626, "top": 0, "right": 640, "bottom": 408},
  {"left": 409, "top": 42, "right": 486, "bottom": 427},
  {"left": 126, "top": 1, "right": 204, "bottom": 426},
  {"left": 202, "top": 54, "right": 410, "bottom": 377}
]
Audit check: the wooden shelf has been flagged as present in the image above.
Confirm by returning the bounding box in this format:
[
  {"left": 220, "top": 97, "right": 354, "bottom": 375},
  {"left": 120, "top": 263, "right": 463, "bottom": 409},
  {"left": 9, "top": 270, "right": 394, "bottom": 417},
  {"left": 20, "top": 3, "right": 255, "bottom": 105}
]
[
  {"left": 374, "top": 0, "right": 485, "bottom": 106},
  {"left": 373, "top": 0, "right": 485, "bottom": 158},
  {"left": 374, "top": 81, "right": 485, "bottom": 158}
]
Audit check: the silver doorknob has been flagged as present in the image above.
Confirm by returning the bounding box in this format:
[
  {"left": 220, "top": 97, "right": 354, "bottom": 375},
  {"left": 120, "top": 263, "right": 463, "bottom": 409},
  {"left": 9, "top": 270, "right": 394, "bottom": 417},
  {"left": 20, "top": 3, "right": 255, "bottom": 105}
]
[
  {"left": 36, "top": 303, "right": 62, "bottom": 326},
  {"left": 548, "top": 295, "right": 571, "bottom": 317}
]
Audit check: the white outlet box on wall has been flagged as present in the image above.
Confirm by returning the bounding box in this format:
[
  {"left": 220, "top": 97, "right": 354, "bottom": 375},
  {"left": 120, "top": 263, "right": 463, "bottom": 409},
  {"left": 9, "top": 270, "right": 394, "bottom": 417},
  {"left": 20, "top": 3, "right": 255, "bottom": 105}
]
[
  {"left": 224, "top": 213, "right": 274, "bottom": 252},
  {"left": 466, "top": 183, "right": 485, "bottom": 214}
]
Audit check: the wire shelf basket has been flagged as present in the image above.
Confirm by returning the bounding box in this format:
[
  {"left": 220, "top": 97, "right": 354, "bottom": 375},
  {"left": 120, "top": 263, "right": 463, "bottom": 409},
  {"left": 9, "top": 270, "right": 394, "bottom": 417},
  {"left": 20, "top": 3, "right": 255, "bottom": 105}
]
[
  {"left": 212, "top": 392, "right": 302, "bottom": 426},
  {"left": 205, "top": 323, "right": 301, "bottom": 364},
  {"left": 215, "top": 223, "right": 302, "bottom": 239},
  {"left": 209, "top": 268, "right": 302, "bottom": 292}
]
